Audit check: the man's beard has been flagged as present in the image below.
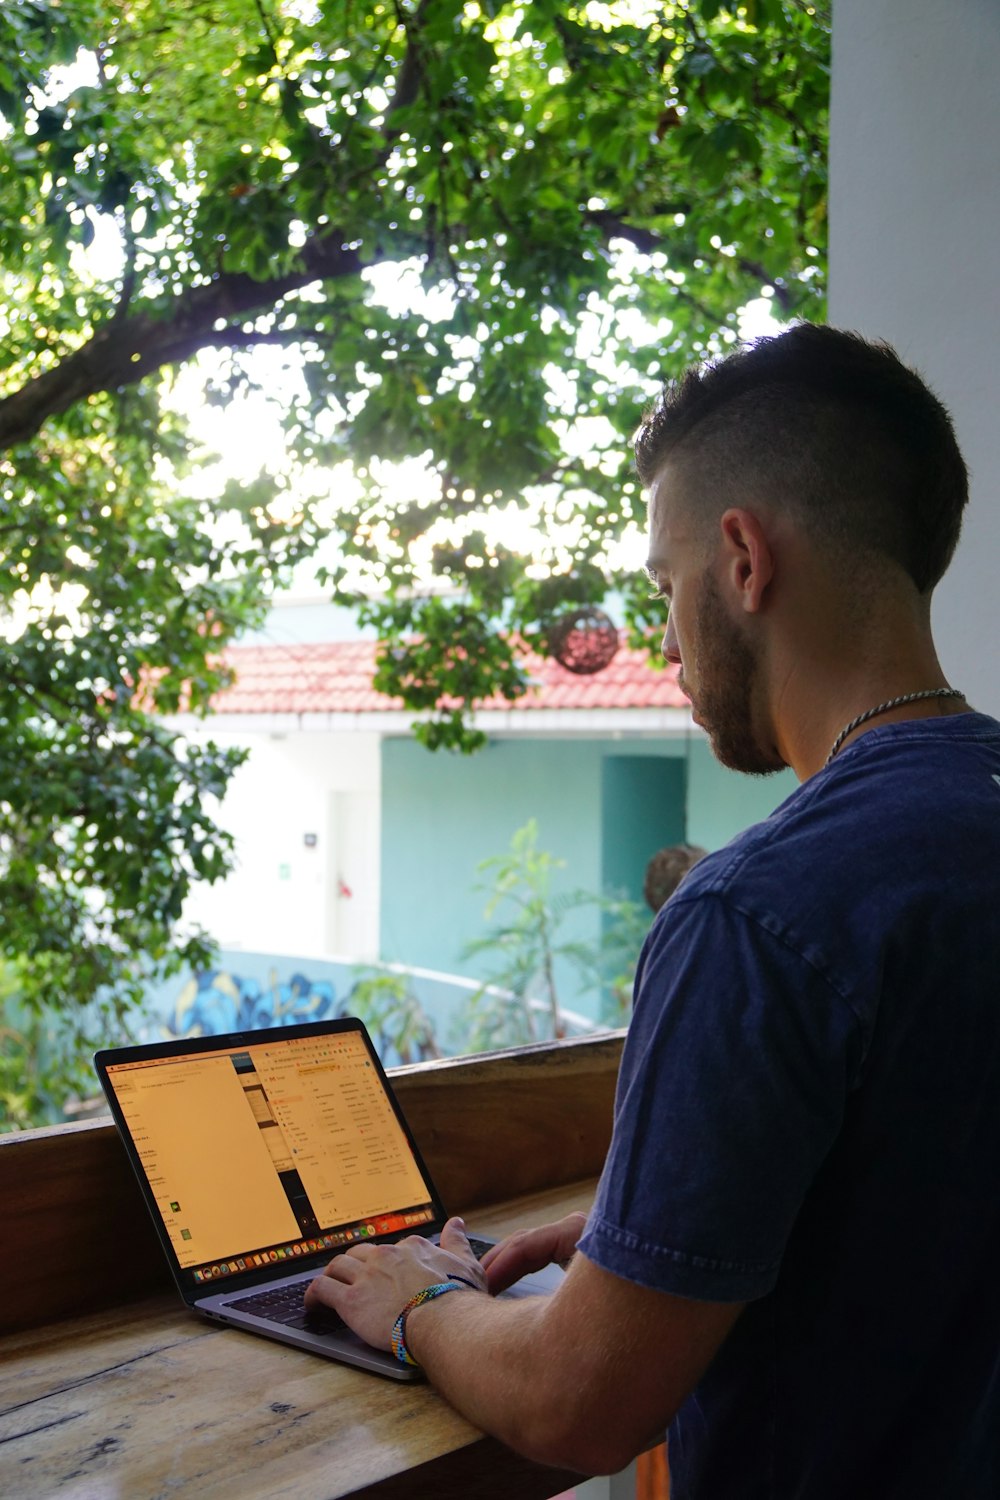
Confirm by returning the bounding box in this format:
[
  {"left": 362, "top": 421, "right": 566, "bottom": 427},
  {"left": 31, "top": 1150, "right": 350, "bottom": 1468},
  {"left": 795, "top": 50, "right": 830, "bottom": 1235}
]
[{"left": 683, "top": 572, "right": 785, "bottom": 776}]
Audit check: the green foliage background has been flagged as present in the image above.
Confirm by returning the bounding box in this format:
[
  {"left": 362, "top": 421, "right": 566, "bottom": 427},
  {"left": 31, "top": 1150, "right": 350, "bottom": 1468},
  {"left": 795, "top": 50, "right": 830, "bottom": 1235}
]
[{"left": 0, "top": 0, "right": 827, "bottom": 1118}]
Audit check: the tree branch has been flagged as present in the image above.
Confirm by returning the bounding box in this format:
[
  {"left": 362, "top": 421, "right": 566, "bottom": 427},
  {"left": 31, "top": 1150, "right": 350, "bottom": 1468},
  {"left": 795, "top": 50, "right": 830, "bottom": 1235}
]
[
  {"left": 586, "top": 209, "right": 664, "bottom": 257},
  {"left": 0, "top": 233, "right": 366, "bottom": 451},
  {"left": 386, "top": 0, "right": 431, "bottom": 121},
  {"left": 0, "top": 0, "right": 446, "bottom": 455},
  {"left": 252, "top": 0, "right": 280, "bottom": 56},
  {"left": 111, "top": 217, "right": 139, "bottom": 327},
  {"left": 735, "top": 257, "right": 793, "bottom": 313},
  {"left": 586, "top": 211, "right": 794, "bottom": 317},
  {"left": 199, "top": 326, "right": 317, "bottom": 353}
]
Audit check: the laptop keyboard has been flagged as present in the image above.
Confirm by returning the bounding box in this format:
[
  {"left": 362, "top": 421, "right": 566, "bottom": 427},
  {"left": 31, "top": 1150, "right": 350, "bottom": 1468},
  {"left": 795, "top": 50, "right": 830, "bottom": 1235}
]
[
  {"left": 223, "top": 1236, "right": 494, "bottom": 1334},
  {"left": 227, "top": 1279, "right": 345, "bottom": 1333},
  {"left": 450, "top": 1235, "right": 494, "bottom": 1260}
]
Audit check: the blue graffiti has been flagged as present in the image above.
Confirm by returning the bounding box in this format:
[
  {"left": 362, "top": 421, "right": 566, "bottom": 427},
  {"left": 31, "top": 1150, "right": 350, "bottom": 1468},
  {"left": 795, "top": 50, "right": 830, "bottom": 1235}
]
[{"left": 166, "top": 969, "right": 340, "bottom": 1039}]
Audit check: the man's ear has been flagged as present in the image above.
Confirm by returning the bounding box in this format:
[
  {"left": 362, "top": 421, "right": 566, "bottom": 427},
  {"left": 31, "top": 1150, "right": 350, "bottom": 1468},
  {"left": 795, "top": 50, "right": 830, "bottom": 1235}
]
[{"left": 718, "top": 508, "right": 774, "bottom": 614}]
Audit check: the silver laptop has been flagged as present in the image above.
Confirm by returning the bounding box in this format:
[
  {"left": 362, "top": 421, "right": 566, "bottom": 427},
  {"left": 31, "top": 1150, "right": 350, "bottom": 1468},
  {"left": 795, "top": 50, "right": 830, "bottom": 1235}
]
[{"left": 96, "top": 1018, "right": 561, "bottom": 1381}]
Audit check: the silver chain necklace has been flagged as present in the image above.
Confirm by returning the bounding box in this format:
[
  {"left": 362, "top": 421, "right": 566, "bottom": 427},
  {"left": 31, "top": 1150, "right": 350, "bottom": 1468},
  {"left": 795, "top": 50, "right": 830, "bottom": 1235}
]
[{"left": 825, "top": 688, "right": 965, "bottom": 767}]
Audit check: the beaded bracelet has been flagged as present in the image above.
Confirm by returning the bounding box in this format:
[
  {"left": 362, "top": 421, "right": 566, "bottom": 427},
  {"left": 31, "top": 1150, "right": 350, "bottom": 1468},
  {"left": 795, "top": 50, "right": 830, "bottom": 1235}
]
[{"left": 390, "top": 1280, "right": 471, "bottom": 1368}]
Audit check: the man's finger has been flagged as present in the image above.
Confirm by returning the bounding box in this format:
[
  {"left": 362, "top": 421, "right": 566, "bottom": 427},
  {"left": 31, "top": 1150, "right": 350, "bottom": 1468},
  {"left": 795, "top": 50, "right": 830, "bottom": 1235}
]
[
  {"left": 344, "top": 1241, "right": 378, "bottom": 1261},
  {"left": 304, "top": 1274, "right": 346, "bottom": 1310},
  {"left": 483, "top": 1214, "right": 586, "bottom": 1294},
  {"left": 484, "top": 1233, "right": 552, "bottom": 1294},
  {"left": 320, "top": 1252, "right": 365, "bottom": 1283},
  {"left": 438, "top": 1215, "right": 470, "bottom": 1252},
  {"left": 480, "top": 1230, "right": 524, "bottom": 1272}
]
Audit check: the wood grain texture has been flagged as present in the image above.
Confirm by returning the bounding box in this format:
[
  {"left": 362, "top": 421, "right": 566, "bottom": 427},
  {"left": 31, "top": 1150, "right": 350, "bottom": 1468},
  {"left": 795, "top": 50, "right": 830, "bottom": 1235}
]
[
  {"left": 0, "top": 1183, "right": 596, "bottom": 1500},
  {"left": 391, "top": 1033, "right": 623, "bottom": 1212},
  {"left": 0, "top": 1033, "right": 623, "bottom": 1338},
  {"left": 0, "top": 1117, "right": 173, "bottom": 1336}
]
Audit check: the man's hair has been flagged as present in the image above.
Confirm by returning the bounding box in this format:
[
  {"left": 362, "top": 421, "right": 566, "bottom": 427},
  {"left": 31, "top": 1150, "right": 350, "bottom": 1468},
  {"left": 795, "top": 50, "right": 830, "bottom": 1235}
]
[
  {"left": 634, "top": 324, "right": 968, "bottom": 593},
  {"left": 643, "top": 843, "right": 708, "bottom": 913}
]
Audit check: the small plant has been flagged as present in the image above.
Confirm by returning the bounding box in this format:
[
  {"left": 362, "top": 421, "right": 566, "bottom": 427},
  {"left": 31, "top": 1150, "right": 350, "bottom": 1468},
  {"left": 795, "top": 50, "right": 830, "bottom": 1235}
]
[
  {"left": 596, "top": 895, "right": 655, "bottom": 1027},
  {"left": 347, "top": 970, "right": 440, "bottom": 1066},
  {"left": 457, "top": 821, "right": 649, "bottom": 1053},
  {"left": 0, "top": 960, "right": 141, "bottom": 1131},
  {"left": 0, "top": 963, "right": 45, "bottom": 1131},
  {"left": 454, "top": 980, "right": 543, "bottom": 1055}
]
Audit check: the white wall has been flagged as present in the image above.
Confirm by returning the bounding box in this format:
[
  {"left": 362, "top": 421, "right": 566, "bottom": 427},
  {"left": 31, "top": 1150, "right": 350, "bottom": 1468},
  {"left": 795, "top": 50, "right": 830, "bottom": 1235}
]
[
  {"left": 180, "top": 728, "right": 382, "bottom": 961},
  {"left": 829, "top": 0, "right": 1000, "bottom": 714}
]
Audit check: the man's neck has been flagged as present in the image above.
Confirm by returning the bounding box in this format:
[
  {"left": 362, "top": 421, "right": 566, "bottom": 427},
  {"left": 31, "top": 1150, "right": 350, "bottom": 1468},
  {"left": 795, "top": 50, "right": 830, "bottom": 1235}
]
[{"left": 768, "top": 603, "right": 959, "bottom": 780}]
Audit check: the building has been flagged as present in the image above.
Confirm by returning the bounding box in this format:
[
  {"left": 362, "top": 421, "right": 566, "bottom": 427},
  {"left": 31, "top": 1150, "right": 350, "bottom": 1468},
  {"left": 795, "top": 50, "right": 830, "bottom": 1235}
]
[{"left": 171, "top": 602, "right": 796, "bottom": 1020}]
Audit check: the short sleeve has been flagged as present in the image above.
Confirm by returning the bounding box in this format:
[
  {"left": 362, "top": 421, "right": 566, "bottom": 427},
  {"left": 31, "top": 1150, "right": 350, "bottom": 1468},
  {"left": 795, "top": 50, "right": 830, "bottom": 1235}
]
[{"left": 578, "top": 892, "right": 864, "bottom": 1302}]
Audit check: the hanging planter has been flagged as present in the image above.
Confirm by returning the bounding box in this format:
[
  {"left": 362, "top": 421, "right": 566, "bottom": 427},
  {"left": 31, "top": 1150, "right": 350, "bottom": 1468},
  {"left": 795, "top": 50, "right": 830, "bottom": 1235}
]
[{"left": 547, "top": 606, "right": 619, "bottom": 675}]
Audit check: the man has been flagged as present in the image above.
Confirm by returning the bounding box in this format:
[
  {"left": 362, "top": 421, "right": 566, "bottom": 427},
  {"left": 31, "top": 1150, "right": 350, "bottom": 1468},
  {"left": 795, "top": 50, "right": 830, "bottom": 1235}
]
[{"left": 307, "top": 325, "right": 1000, "bottom": 1497}]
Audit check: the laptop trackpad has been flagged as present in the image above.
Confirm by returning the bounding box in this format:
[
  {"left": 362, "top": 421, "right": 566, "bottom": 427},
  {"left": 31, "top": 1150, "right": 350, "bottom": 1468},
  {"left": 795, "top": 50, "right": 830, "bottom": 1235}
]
[{"left": 499, "top": 1261, "right": 564, "bottom": 1297}]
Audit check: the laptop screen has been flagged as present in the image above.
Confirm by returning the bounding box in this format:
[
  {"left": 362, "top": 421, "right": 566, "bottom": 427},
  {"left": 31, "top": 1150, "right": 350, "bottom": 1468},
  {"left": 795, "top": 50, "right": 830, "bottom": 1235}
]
[{"left": 101, "top": 1026, "right": 439, "bottom": 1289}]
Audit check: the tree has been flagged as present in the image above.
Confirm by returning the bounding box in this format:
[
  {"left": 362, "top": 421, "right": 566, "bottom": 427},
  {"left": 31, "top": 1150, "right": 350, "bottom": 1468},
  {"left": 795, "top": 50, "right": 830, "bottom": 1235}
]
[{"left": 0, "top": 0, "right": 827, "bottom": 1101}]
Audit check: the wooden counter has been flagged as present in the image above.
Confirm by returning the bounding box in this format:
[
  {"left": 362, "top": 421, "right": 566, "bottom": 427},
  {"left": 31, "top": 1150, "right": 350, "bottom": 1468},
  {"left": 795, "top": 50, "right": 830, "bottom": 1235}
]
[
  {"left": 0, "top": 1034, "right": 629, "bottom": 1499},
  {"left": 0, "top": 1182, "right": 596, "bottom": 1499}
]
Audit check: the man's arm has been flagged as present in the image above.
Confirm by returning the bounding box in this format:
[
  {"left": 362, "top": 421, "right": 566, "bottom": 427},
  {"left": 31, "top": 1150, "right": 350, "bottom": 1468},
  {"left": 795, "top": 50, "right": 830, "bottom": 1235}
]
[{"left": 306, "top": 1218, "right": 742, "bottom": 1475}]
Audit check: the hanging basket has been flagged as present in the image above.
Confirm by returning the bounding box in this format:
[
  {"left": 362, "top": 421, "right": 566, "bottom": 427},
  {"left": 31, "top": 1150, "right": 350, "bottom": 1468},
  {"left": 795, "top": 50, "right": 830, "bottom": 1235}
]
[{"left": 547, "top": 606, "right": 619, "bottom": 675}]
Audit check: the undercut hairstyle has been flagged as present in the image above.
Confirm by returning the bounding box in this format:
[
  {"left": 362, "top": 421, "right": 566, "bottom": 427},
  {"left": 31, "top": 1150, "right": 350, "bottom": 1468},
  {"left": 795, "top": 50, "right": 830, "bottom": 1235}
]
[{"left": 634, "top": 324, "right": 968, "bottom": 593}]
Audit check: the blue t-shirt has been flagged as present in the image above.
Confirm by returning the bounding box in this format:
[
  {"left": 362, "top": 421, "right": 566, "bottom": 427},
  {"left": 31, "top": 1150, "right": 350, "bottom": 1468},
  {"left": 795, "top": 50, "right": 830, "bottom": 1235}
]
[{"left": 579, "top": 712, "right": 1000, "bottom": 1499}]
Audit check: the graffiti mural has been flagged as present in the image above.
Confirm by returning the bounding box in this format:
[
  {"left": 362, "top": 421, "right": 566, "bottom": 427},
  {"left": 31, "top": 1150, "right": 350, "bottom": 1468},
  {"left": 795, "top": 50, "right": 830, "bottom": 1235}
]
[
  {"left": 161, "top": 962, "right": 441, "bottom": 1067},
  {"left": 166, "top": 969, "right": 340, "bottom": 1038}
]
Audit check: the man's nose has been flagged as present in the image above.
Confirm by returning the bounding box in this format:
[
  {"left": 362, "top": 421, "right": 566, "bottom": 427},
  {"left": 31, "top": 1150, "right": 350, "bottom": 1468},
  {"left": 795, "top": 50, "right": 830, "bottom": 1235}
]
[{"left": 662, "top": 614, "right": 680, "bottom": 664}]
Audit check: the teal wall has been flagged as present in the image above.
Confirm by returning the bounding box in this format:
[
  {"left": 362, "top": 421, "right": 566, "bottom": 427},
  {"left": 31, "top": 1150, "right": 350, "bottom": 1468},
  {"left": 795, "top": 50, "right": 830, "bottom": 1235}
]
[
  {"left": 379, "top": 733, "right": 798, "bottom": 1021},
  {"left": 685, "top": 738, "right": 798, "bottom": 849},
  {"left": 601, "top": 756, "right": 686, "bottom": 903},
  {"left": 380, "top": 737, "right": 683, "bottom": 1016}
]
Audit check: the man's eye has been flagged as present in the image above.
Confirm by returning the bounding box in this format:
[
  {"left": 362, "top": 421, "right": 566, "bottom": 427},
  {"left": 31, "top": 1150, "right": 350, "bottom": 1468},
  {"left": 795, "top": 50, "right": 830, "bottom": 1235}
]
[{"left": 648, "top": 585, "right": 669, "bottom": 602}]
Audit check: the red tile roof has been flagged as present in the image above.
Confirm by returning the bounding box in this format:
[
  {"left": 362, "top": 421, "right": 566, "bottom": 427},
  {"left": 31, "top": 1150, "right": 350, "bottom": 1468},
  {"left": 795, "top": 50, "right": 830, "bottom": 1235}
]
[{"left": 212, "top": 640, "right": 688, "bottom": 716}]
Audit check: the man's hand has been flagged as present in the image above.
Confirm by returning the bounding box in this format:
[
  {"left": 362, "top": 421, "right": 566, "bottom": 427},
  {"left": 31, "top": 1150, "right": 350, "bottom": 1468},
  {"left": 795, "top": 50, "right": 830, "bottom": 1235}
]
[
  {"left": 480, "top": 1211, "right": 588, "bottom": 1294},
  {"left": 304, "top": 1216, "right": 486, "bottom": 1350}
]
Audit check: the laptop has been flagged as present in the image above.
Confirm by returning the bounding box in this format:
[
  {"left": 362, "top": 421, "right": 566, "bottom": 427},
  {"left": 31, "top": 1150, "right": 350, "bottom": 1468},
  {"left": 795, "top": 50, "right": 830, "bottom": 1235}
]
[{"left": 95, "top": 1017, "right": 562, "bottom": 1380}]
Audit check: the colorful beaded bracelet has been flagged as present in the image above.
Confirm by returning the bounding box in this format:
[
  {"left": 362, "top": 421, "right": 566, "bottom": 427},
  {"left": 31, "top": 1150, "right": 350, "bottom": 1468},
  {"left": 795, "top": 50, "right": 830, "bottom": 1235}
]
[{"left": 390, "top": 1280, "right": 470, "bottom": 1368}]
